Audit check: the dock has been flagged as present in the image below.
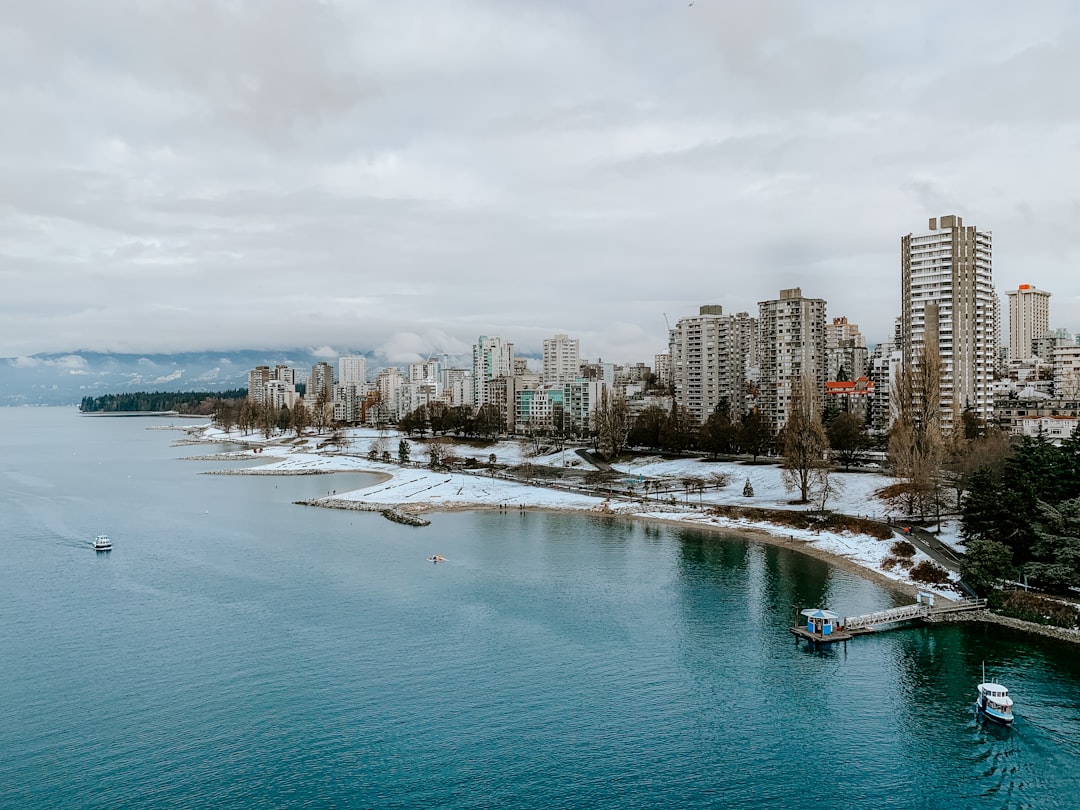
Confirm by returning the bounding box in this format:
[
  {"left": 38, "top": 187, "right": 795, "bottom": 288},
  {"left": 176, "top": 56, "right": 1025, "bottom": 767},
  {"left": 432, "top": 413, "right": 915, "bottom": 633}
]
[{"left": 791, "top": 594, "right": 987, "bottom": 646}]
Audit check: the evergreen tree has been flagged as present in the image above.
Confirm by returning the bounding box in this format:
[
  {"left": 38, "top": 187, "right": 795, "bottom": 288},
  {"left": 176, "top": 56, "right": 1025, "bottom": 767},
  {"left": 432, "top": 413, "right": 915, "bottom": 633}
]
[
  {"left": 1026, "top": 497, "right": 1080, "bottom": 589},
  {"left": 959, "top": 538, "right": 1017, "bottom": 595}
]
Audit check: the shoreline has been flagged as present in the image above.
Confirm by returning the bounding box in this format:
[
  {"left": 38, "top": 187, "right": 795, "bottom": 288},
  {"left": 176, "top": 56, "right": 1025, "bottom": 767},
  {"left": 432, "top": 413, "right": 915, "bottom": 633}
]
[
  {"left": 306, "top": 494, "right": 944, "bottom": 603},
  {"left": 177, "top": 424, "right": 1079, "bottom": 642}
]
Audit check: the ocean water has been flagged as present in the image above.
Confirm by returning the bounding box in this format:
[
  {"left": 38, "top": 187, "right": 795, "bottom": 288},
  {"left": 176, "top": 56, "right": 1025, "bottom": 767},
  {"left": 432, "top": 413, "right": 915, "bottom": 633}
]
[{"left": 1, "top": 407, "right": 1078, "bottom": 809}]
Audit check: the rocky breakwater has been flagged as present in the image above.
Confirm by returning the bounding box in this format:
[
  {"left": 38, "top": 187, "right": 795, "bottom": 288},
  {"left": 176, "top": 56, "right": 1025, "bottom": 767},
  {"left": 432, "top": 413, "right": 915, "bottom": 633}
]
[{"left": 294, "top": 497, "right": 431, "bottom": 527}]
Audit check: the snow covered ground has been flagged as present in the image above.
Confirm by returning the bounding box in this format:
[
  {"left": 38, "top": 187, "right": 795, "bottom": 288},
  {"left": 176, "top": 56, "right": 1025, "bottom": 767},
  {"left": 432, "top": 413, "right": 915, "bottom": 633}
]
[{"left": 181, "top": 423, "right": 963, "bottom": 597}]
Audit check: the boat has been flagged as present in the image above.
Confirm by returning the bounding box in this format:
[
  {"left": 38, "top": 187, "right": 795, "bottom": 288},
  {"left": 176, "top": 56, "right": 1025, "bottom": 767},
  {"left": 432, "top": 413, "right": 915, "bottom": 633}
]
[
  {"left": 93, "top": 534, "right": 113, "bottom": 552},
  {"left": 975, "top": 664, "right": 1014, "bottom": 725},
  {"left": 426, "top": 554, "right": 446, "bottom": 564}
]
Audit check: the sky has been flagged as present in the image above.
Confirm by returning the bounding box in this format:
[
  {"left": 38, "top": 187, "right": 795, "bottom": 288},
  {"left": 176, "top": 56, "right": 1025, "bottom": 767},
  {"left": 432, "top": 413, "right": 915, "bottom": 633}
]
[{"left": 2, "top": 0, "right": 1079, "bottom": 366}]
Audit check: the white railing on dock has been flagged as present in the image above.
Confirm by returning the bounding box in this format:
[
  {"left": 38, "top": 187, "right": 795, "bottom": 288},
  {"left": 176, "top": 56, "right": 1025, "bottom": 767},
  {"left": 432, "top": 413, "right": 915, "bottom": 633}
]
[
  {"left": 844, "top": 597, "right": 986, "bottom": 631},
  {"left": 844, "top": 603, "right": 928, "bottom": 630}
]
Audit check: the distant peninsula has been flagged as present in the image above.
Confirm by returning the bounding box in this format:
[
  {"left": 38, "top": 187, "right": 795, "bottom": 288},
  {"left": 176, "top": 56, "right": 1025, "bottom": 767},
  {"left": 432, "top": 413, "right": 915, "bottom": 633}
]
[{"left": 78, "top": 390, "right": 247, "bottom": 415}]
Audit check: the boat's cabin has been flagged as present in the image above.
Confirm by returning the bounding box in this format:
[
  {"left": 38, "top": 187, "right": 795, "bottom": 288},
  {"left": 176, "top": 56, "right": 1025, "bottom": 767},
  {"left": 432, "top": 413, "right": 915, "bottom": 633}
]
[{"left": 979, "top": 683, "right": 1014, "bottom": 710}]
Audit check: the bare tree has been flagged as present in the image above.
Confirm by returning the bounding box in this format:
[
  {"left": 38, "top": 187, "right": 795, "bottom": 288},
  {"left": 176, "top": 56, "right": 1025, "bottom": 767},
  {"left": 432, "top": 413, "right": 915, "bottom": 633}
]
[
  {"left": 782, "top": 375, "right": 830, "bottom": 503},
  {"left": 887, "top": 336, "right": 945, "bottom": 519},
  {"left": 594, "top": 387, "right": 631, "bottom": 459}
]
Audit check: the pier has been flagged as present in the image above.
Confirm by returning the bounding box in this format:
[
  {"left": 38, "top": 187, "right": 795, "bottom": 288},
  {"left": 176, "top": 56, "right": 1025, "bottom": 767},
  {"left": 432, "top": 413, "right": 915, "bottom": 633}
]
[{"left": 791, "top": 594, "right": 987, "bottom": 646}]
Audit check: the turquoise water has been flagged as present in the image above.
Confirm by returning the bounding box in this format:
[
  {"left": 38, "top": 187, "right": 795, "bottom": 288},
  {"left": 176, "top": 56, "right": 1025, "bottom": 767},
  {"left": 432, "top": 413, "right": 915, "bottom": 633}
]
[{"left": 1, "top": 408, "right": 1078, "bottom": 809}]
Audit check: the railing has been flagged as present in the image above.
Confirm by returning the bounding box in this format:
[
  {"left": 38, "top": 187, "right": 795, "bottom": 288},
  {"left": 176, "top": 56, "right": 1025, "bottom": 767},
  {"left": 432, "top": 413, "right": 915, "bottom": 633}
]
[{"left": 844, "top": 603, "right": 928, "bottom": 630}]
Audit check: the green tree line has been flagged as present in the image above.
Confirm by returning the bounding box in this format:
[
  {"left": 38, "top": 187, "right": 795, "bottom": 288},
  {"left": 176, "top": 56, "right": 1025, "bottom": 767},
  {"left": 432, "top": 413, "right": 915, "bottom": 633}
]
[{"left": 79, "top": 390, "right": 248, "bottom": 414}]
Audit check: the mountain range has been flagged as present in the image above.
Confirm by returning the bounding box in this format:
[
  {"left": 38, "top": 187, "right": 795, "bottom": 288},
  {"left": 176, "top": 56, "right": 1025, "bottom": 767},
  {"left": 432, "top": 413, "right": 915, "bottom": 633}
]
[{"left": 0, "top": 350, "right": 372, "bottom": 407}]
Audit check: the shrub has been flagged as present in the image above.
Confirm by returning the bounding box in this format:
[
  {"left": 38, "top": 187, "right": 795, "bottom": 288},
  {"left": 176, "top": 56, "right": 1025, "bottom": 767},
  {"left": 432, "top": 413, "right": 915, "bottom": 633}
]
[
  {"left": 890, "top": 540, "right": 917, "bottom": 558},
  {"left": 987, "top": 591, "right": 1080, "bottom": 630},
  {"left": 909, "top": 560, "right": 950, "bottom": 585}
]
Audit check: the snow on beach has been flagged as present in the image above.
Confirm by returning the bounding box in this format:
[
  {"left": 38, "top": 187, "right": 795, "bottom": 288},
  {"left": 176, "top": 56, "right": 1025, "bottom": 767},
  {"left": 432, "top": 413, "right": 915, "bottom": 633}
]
[{"left": 181, "top": 423, "right": 962, "bottom": 597}]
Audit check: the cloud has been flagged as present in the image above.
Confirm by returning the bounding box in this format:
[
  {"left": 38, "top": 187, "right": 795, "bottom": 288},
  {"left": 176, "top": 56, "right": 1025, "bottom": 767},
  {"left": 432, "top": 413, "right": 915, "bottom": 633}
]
[
  {"left": 9, "top": 354, "right": 88, "bottom": 369},
  {"left": 2, "top": 1, "right": 1079, "bottom": 362}
]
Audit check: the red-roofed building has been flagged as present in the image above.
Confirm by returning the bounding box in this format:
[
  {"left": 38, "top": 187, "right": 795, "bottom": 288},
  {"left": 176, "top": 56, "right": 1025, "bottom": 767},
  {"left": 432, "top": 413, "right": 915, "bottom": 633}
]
[{"left": 825, "top": 376, "right": 874, "bottom": 422}]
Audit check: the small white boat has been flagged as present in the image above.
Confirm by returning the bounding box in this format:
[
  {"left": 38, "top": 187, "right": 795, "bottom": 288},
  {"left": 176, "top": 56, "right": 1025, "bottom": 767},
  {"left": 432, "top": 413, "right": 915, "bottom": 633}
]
[
  {"left": 93, "top": 534, "right": 113, "bottom": 552},
  {"left": 975, "top": 664, "right": 1014, "bottom": 725},
  {"left": 426, "top": 554, "right": 446, "bottom": 564}
]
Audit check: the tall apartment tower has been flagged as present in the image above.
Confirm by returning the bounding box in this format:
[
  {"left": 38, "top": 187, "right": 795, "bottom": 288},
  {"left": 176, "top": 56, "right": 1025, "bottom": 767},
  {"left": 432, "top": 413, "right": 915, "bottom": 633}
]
[
  {"left": 308, "top": 361, "right": 335, "bottom": 400},
  {"left": 472, "top": 335, "right": 514, "bottom": 407},
  {"left": 824, "top": 317, "right": 868, "bottom": 382},
  {"left": 669, "top": 305, "right": 758, "bottom": 425},
  {"left": 542, "top": 334, "right": 580, "bottom": 384},
  {"left": 901, "top": 215, "right": 997, "bottom": 432},
  {"left": 1006, "top": 284, "right": 1051, "bottom": 361},
  {"left": 757, "top": 288, "right": 826, "bottom": 431},
  {"left": 338, "top": 355, "right": 367, "bottom": 386}
]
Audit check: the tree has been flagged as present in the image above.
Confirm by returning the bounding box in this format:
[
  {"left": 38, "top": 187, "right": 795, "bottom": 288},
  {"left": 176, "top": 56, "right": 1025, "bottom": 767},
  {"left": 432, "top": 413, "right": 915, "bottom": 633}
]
[
  {"left": 368, "top": 437, "right": 387, "bottom": 462},
  {"left": 474, "top": 404, "right": 504, "bottom": 439},
  {"left": 594, "top": 387, "right": 631, "bottom": 459},
  {"left": 944, "top": 422, "right": 1010, "bottom": 509},
  {"left": 887, "top": 337, "right": 945, "bottom": 519},
  {"left": 312, "top": 387, "right": 332, "bottom": 433},
  {"left": 398, "top": 406, "right": 429, "bottom": 437},
  {"left": 959, "top": 538, "right": 1017, "bottom": 596},
  {"left": 700, "top": 402, "right": 737, "bottom": 458},
  {"left": 827, "top": 411, "right": 869, "bottom": 470},
  {"left": 627, "top": 405, "right": 666, "bottom": 450},
  {"left": 291, "top": 401, "right": 310, "bottom": 437},
  {"left": 782, "top": 375, "right": 830, "bottom": 504},
  {"left": 426, "top": 436, "right": 449, "bottom": 469},
  {"left": 659, "top": 400, "right": 694, "bottom": 454},
  {"left": 1025, "top": 497, "right": 1080, "bottom": 589},
  {"left": 259, "top": 401, "right": 277, "bottom": 439},
  {"left": 427, "top": 401, "right": 450, "bottom": 435},
  {"left": 736, "top": 410, "right": 772, "bottom": 461},
  {"left": 398, "top": 439, "right": 411, "bottom": 464}
]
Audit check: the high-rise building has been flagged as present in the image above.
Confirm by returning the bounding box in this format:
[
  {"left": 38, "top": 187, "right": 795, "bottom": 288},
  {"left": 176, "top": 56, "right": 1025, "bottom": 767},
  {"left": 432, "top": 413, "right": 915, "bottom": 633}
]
[
  {"left": 338, "top": 356, "right": 367, "bottom": 386},
  {"left": 868, "top": 318, "right": 903, "bottom": 434},
  {"left": 757, "top": 288, "right": 826, "bottom": 430},
  {"left": 824, "top": 317, "right": 868, "bottom": 383},
  {"left": 308, "top": 361, "right": 335, "bottom": 401},
  {"left": 472, "top": 336, "right": 514, "bottom": 407},
  {"left": 669, "top": 305, "right": 757, "bottom": 424},
  {"left": 901, "top": 215, "right": 997, "bottom": 432},
  {"left": 1006, "top": 284, "right": 1051, "bottom": 361},
  {"left": 542, "top": 334, "right": 580, "bottom": 384}
]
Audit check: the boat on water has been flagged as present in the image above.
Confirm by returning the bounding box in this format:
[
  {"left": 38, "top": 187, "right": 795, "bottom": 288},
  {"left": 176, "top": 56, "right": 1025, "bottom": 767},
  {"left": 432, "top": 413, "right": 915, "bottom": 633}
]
[
  {"left": 93, "top": 534, "right": 113, "bottom": 552},
  {"left": 426, "top": 554, "right": 446, "bottom": 564},
  {"left": 975, "top": 664, "right": 1014, "bottom": 725}
]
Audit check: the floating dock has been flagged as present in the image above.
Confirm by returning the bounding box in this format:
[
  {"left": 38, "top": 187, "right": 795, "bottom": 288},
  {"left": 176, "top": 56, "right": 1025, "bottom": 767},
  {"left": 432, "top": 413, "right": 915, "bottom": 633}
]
[{"left": 791, "top": 594, "right": 987, "bottom": 646}]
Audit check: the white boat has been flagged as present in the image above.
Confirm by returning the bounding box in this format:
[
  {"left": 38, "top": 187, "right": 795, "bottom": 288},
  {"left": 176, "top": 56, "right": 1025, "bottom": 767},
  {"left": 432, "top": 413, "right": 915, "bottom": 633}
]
[
  {"left": 93, "top": 534, "right": 113, "bottom": 552},
  {"left": 975, "top": 664, "right": 1014, "bottom": 725}
]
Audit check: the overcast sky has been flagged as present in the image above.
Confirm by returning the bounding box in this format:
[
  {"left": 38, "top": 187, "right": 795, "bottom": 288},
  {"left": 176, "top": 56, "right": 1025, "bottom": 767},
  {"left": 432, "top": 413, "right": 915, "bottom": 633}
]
[{"left": 2, "top": 0, "right": 1078, "bottom": 365}]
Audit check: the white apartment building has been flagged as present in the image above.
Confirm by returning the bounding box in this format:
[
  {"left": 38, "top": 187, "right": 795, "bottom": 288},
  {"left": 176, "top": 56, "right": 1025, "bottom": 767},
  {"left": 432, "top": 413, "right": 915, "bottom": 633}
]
[
  {"left": 373, "top": 367, "right": 406, "bottom": 422},
  {"left": 542, "top": 334, "right": 580, "bottom": 384},
  {"left": 440, "top": 367, "right": 473, "bottom": 407},
  {"left": 757, "top": 289, "right": 826, "bottom": 430},
  {"left": 901, "top": 215, "right": 998, "bottom": 432},
  {"left": 669, "top": 305, "right": 758, "bottom": 424},
  {"left": 1054, "top": 344, "right": 1080, "bottom": 399},
  {"left": 338, "top": 356, "right": 367, "bottom": 386},
  {"left": 472, "top": 336, "right": 514, "bottom": 407},
  {"left": 1006, "top": 284, "right": 1051, "bottom": 361},
  {"left": 248, "top": 365, "right": 300, "bottom": 405}
]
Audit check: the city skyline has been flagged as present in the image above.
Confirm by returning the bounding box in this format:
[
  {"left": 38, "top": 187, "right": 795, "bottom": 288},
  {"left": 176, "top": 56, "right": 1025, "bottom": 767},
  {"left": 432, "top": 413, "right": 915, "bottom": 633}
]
[{"left": 3, "top": 2, "right": 1080, "bottom": 363}]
